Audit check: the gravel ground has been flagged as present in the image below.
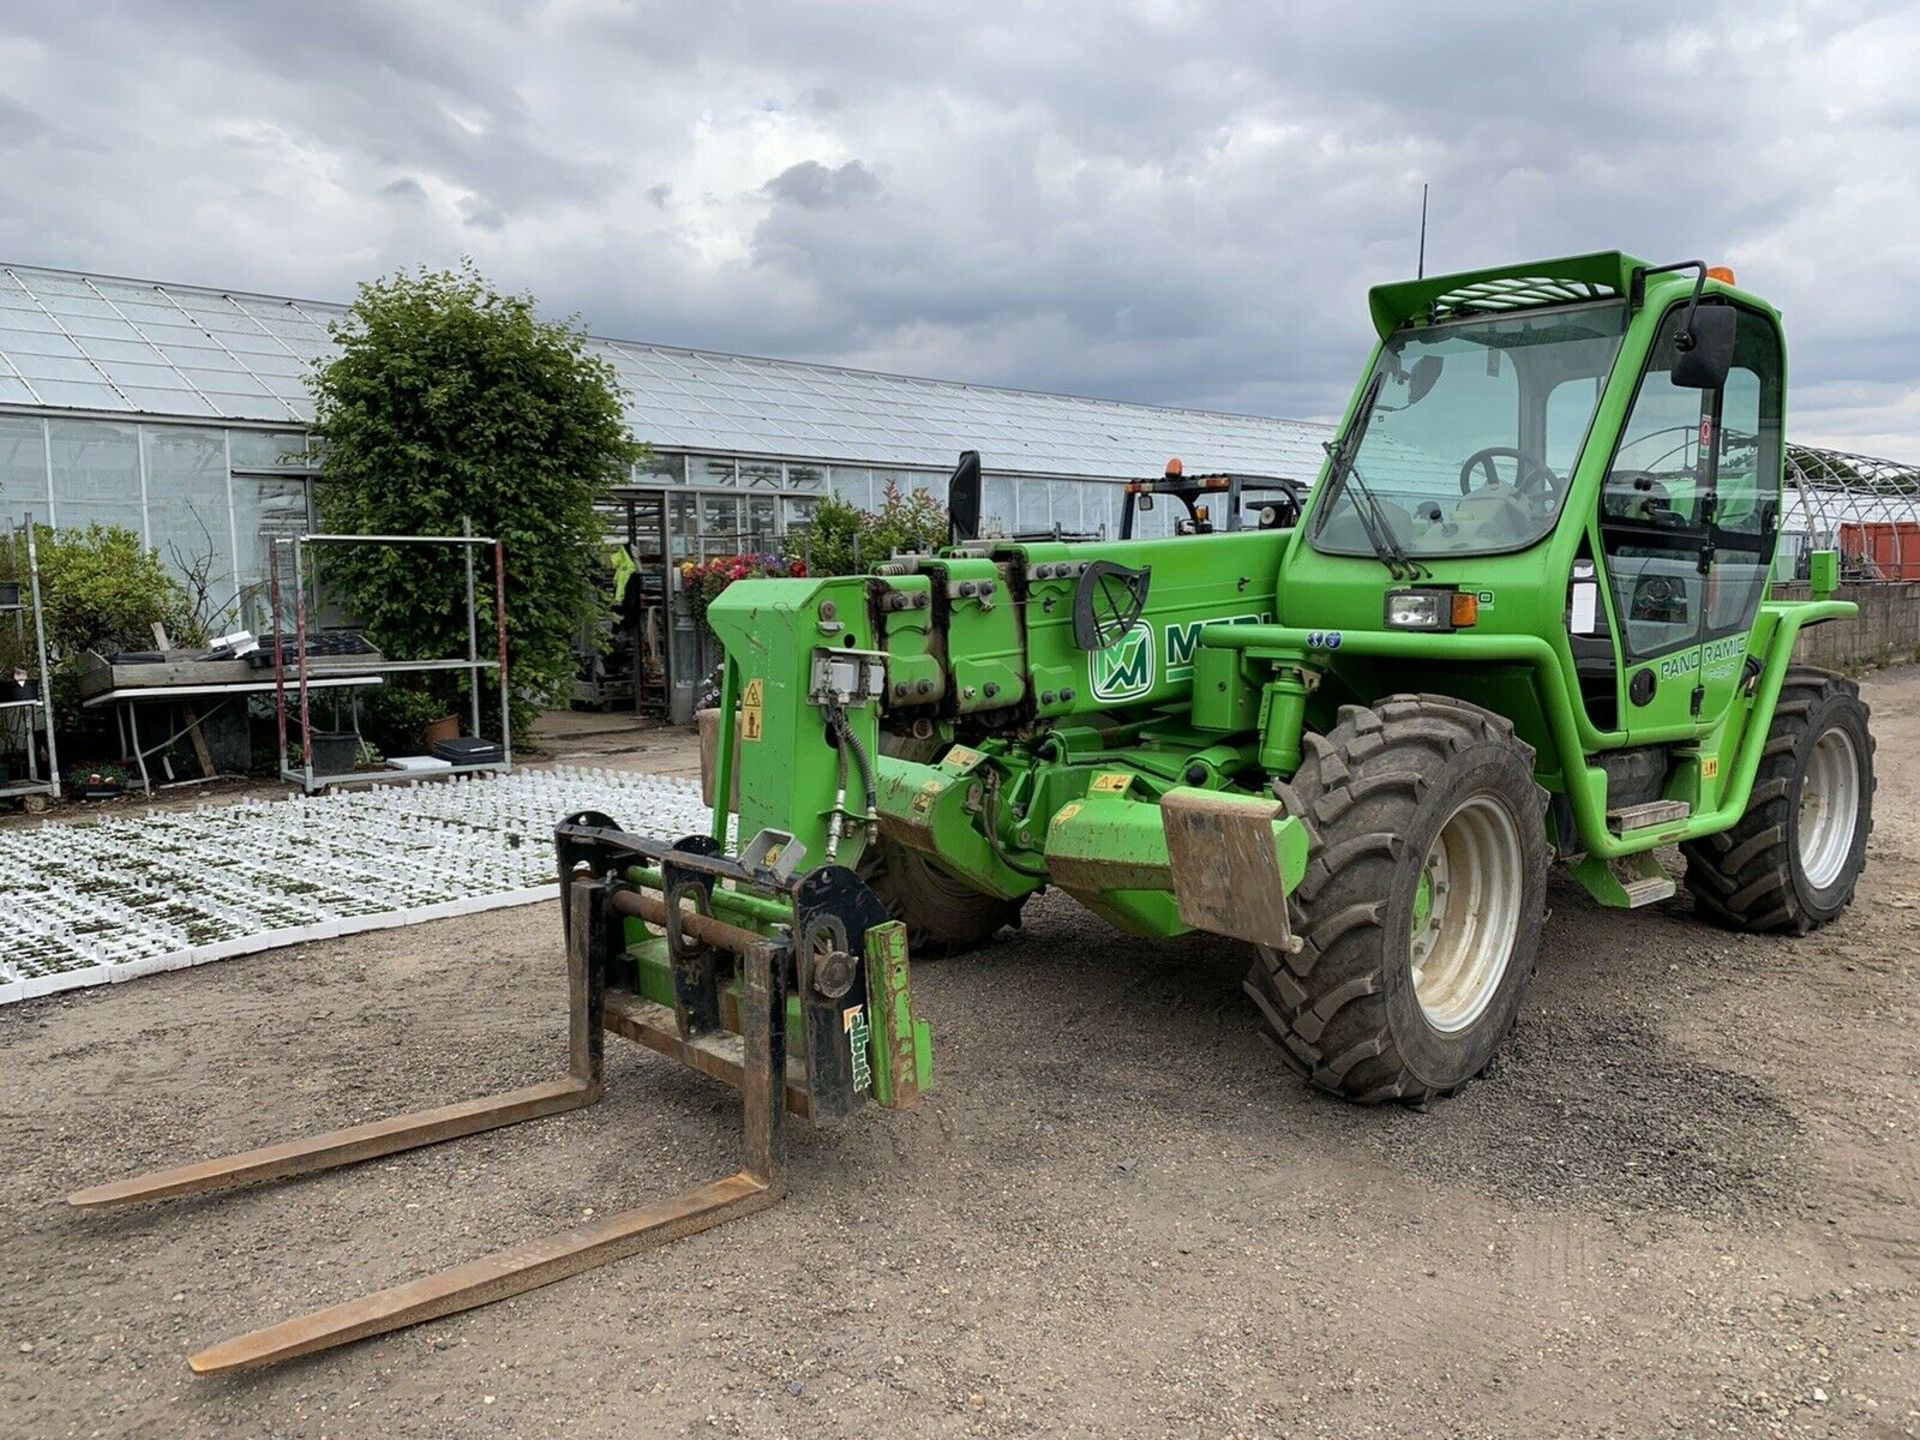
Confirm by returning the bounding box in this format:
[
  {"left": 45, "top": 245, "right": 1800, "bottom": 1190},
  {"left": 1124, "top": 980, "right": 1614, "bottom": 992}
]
[{"left": 3, "top": 669, "right": 1918, "bottom": 1439}]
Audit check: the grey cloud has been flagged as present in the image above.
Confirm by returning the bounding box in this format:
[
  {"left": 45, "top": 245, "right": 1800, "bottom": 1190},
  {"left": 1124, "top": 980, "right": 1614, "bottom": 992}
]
[
  {"left": 763, "top": 159, "right": 880, "bottom": 210},
  {"left": 379, "top": 176, "right": 427, "bottom": 201},
  {"left": 0, "top": 0, "right": 1914, "bottom": 452}
]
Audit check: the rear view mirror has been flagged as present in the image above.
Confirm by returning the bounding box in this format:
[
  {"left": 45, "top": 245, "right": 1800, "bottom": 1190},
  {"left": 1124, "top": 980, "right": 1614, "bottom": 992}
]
[
  {"left": 1671, "top": 305, "right": 1736, "bottom": 390},
  {"left": 1407, "top": 355, "right": 1443, "bottom": 405},
  {"left": 1137, "top": 493, "right": 1154, "bottom": 512},
  {"left": 948, "top": 450, "right": 982, "bottom": 543}
]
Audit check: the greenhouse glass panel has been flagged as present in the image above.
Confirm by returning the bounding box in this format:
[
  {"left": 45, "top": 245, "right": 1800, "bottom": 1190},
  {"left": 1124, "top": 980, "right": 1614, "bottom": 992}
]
[
  {"left": 831, "top": 467, "right": 873, "bottom": 510},
  {"left": 49, "top": 419, "right": 143, "bottom": 534},
  {"left": 228, "top": 430, "right": 310, "bottom": 470},
  {"left": 1050, "top": 482, "right": 1080, "bottom": 534},
  {"left": 745, "top": 494, "right": 778, "bottom": 549},
  {"left": 981, "top": 476, "right": 1016, "bottom": 537},
  {"left": 700, "top": 493, "right": 741, "bottom": 556},
  {"left": 0, "top": 415, "right": 48, "bottom": 531},
  {"left": 785, "top": 463, "right": 826, "bottom": 493},
  {"left": 667, "top": 493, "right": 705, "bottom": 560},
  {"left": 739, "top": 459, "right": 781, "bottom": 489},
  {"left": 1015, "top": 481, "right": 1050, "bottom": 534},
  {"left": 782, "top": 496, "right": 817, "bottom": 533},
  {"left": 144, "top": 427, "right": 235, "bottom": 621},
  {"left": 687, "top": 455, "right": 735, "bottom": 488},
  {"left": 635, "top": 452, "right": 686, "bottom": 485},
  {"left": 233, "top": 475, "right": 311, "bottom": 631}
]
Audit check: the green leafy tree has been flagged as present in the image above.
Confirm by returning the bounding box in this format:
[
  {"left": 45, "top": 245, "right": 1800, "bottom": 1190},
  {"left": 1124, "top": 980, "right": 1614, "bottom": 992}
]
[{"left": 308, "top": 262, "right": 640, "bottom": 737}]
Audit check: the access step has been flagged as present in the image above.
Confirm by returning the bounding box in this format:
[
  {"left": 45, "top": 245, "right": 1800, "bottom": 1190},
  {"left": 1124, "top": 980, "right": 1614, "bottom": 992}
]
[
  {"left": 1568, "top": 849, "right": 1677, "bottom": 909},
  {"left": 1607, "top": 799, "right": 1692, "bottom": 834},
  {"left": 1617, "top": 871, "right": 1678, "bottom": 908}
]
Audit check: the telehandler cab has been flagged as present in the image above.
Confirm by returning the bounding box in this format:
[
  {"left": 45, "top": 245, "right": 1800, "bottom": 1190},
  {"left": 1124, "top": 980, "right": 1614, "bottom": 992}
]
[{"left": 73, "top": 251, "right": 1874, "bottom": 1372}]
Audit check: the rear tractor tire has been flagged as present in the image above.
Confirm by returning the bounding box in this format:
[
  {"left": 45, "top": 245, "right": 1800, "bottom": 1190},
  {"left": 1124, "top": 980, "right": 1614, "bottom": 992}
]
[
  {"left": 1683, "top": 668, "right": 1874, "bottom": 934},
  {"left": 1245, "top": 695, "right": 1550, "bottom": 1104}
]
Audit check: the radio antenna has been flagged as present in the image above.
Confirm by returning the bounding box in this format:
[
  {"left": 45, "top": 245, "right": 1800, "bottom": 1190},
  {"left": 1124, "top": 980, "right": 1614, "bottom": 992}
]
[{"left": 1417, "top": 183, "right": 1429, "bottom": 279}]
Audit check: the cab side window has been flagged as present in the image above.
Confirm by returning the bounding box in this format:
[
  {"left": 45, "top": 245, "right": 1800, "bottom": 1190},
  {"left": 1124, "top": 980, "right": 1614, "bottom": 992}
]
[
  {"left": 1706, "top": 325, "right": 1783, "bottom": 638},
  {"left": 1597, "top": 303, "right": 1781, "bottom": 660}
]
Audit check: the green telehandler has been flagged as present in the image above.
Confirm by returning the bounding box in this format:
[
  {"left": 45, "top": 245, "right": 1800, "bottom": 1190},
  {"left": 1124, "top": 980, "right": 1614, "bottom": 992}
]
[{"left": 73, "top": 250, "right": 1874, "bottom": 1372}]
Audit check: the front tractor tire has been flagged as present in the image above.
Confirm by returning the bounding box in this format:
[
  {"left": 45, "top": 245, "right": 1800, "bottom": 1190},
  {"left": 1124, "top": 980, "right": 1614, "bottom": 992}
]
[
  {"left": 866, "top": 729, "right": 1024, "bottom": 954},
  {"left": 1683, "top": 668, "right": 1874, "bottom": 934},
  {"left": 1246, "top": 696, "right": 1550, "bottom": 1104},
  {"left": 865, "top": 841, "right": 1025, "bottom": 954}
]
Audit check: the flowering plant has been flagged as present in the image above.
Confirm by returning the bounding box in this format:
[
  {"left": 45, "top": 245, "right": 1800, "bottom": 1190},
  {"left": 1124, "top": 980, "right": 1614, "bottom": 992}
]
[{"left": 678, "top": 552, "right": 807, "bottom": 624}]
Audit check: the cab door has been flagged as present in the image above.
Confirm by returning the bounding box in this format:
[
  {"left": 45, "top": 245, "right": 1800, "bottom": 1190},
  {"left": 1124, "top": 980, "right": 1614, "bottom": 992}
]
[
  {"left": 1691, "top": 309, "right": 1784, "bottom": 724},
  {"left": 1591, "top": 301, "right": 1782, "bottom": 736}
]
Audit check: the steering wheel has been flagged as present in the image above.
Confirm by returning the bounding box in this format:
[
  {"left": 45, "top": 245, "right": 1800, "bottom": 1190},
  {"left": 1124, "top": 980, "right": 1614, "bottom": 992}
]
[{"left": 1458, "top": 446, "right": 1560, "bottom": 499}]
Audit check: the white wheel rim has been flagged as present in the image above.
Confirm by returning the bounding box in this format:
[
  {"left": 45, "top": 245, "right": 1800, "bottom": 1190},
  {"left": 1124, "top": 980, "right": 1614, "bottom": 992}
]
[
  {"left": 1409, "top": 795, "right": 1523, "bottom": 1033},
  {"left": 1797, "top": 726, "right": 1860, "bottom": 891}
]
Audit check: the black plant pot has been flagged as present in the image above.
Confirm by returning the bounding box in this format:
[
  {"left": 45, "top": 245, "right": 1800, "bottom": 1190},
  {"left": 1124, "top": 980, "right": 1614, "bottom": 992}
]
[{"left": 0, "top": 677, "right": 38, "bottom": 702}]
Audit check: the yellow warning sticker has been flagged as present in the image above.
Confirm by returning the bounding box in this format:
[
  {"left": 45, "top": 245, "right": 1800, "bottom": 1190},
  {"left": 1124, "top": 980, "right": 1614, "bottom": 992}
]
[
  {"left": 741, "top": 678, "right": 765, "bottom": 742},
  {"left": 911, "top": 777, "right": 943, "bottom": 815},
  {"left": 1090, "top": 772, "right": 1132, "bottom": 794},
  {"left": 1701, "top": 756, "right": 1720, "bottom": 779},
  {"left": 1052, "top": 802, "right": 1083, "bottom": 829},
  {"left": 944, "top": 744, "right": 981, "bottom": 770}
]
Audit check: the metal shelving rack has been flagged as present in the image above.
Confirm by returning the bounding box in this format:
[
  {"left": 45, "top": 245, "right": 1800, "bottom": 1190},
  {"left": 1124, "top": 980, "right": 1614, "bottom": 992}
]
[
  {"left": 271, "top": 527, "right": 511, "bottom": 793},
  {"left": 0, "top": 516, "right": 60, "bottom": 809}
]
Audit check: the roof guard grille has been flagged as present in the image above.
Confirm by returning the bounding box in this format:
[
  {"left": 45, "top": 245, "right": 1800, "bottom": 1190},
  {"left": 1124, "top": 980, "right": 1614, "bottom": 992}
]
[{"left": 1429, "top": 275, "right": 1620, "bottom": 320}]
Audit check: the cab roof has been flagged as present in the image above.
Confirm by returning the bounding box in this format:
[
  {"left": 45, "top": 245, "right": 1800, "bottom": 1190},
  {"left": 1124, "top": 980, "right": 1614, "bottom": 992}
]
[{"left": 1369, "top": 251, "right": 1649, "bottom": 337}]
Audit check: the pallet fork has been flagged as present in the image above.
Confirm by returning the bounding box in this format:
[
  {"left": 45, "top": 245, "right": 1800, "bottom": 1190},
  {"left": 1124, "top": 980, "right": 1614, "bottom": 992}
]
[{"left": 67, "top": 816, "right": 926, "bottom": 1375}]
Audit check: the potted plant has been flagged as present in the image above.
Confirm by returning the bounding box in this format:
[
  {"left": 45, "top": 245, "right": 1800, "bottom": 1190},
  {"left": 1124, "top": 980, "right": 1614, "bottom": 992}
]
[
  {"left": 75, "top": 763, "right": 130, "bottom": 800},
  {"left": 362, "top": 682, "right": 453, "bottom": 756}
]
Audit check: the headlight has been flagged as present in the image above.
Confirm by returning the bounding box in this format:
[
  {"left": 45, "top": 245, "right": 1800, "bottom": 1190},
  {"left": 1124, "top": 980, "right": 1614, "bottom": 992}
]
[{"left": 1384, "top": 589, "right": 1449, "bottom": 630}]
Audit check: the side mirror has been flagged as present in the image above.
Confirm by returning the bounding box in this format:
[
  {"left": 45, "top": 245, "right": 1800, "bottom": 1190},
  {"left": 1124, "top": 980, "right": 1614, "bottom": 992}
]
[
  {"left": 1407, "top": 354, "right": 1443, "bottom": 405},
  {"left": 947, "top": 450, "right": 982, "bottom": 543},
  {"left": 1671, "top": 305, "right": 1736, "bottom": 390},
  {"left": 1136, "top": 493, "right": 1154, "bottom": 512}
]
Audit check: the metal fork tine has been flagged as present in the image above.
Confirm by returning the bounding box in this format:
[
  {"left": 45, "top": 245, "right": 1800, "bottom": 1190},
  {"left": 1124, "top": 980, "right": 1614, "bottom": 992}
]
[
  {"left": 68, "top": 882, "right": 611, "bottom": 1211},
  {"left": 187, "top": 1171, "right": 779, "bottom": 1374},
  {"left": 66, "top": 1078, "right": 598, "bottom": 1209}
]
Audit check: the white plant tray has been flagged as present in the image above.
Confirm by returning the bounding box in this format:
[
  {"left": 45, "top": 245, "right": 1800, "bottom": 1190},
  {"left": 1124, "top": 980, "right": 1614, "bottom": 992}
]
[
  {"left": 0, "top": 767, "right": 719, "bottom": 1007},
  {"left": 386, "top": 755, "right": 454, "bottom": 772}
]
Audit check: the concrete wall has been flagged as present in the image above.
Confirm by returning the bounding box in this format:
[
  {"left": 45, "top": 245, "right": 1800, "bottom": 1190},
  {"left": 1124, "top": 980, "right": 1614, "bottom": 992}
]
[{"left": 1772, "top": 582, "right": 1920, "bottom": 670}]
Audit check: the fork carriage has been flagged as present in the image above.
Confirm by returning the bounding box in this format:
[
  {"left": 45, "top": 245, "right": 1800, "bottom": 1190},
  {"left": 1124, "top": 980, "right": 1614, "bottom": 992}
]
[{"left": 68, "top": 814, "right": 927, "bottom": 1374}]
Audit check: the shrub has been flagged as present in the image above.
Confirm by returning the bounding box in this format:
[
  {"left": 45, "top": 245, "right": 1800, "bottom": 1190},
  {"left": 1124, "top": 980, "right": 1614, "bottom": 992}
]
[
  {"left": 782, "top": 480, "right": 949, "bottom": 577},
  {"left": 308, "top": 261, "right": 641, "bottom": 739},
  {"left": 27, "top": 523, "right": 202, "bottom": 659},
  {"left": 3, "top": 524, "right": 200, "bottom": 739}
]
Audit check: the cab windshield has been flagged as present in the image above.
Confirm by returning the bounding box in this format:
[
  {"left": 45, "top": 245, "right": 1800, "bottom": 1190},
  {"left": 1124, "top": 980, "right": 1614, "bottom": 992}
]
[{"left": 1311, "top": 302, "right": 1629, "bottom": 559}]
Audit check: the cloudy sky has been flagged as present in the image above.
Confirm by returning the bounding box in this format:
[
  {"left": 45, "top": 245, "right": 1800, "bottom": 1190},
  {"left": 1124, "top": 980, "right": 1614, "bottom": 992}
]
[{"left": 1, "top": 1, "right": 1916, "bottom": 455}]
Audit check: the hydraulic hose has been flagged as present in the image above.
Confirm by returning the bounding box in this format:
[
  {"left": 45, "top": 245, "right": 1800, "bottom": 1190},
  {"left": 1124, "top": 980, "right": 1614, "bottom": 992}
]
[{"left": 824, "top": 702, "right": 880, "bottom": 854}]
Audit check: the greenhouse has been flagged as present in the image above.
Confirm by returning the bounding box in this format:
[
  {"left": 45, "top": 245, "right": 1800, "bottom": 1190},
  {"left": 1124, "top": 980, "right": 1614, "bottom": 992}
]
[{"left": 0, "top": 261, "right": 1331, "bottom": 613}]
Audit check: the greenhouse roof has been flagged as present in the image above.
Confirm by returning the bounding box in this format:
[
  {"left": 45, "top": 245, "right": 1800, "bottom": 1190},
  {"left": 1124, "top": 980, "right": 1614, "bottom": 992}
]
[{"left": 0, "top": 262, "right": 1332, "bottom": 482}]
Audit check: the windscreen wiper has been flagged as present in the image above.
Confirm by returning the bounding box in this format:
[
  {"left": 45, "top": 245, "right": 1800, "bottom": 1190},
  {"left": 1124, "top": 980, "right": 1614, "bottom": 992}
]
[
  {"left": 1343, "top": 461, "right": 1424, "bottom": 580},
  {"left": 1317, "top": 371, "right": 1420, "bottom": 579}
]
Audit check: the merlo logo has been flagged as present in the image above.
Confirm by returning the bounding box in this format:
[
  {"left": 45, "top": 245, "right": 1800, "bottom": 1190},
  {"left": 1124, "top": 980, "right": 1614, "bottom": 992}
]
[{"left": 1089, "top": 622, "right": 1155, "bottom": 701}]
